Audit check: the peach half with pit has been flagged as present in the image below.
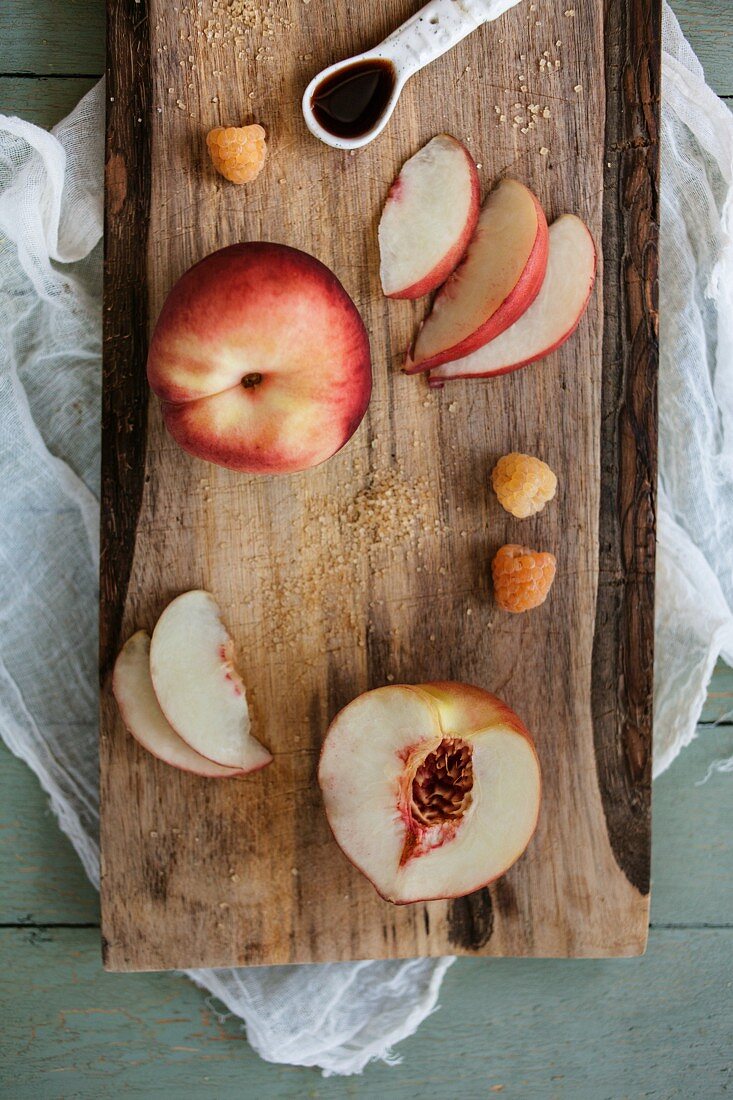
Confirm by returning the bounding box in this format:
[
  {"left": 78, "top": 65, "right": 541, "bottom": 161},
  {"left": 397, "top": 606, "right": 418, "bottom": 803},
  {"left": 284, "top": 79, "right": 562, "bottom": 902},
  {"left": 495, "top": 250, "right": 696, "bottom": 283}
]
[{"left": 318, "top": 682, "right": 541, "bottom": 904}]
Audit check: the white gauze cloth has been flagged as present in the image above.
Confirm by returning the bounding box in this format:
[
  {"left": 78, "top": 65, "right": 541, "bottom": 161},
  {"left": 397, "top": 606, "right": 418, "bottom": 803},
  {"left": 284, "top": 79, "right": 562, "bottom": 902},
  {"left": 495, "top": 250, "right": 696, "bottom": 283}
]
[{"left": 0, "top": 2, "right": 731, "bottom": 1076}]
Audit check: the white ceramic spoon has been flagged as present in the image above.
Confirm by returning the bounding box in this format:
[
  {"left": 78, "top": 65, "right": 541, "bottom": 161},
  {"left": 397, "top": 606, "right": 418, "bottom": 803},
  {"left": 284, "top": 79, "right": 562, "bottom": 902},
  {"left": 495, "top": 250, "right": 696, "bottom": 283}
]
[{"left": 302, "top": 0, "right": 525, "bottom": 150}]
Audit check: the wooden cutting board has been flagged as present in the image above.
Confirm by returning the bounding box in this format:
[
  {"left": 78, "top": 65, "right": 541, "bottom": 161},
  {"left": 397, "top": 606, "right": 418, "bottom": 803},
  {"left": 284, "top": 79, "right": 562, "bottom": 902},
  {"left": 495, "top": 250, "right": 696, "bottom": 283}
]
[{"left": 101, "top": 0, "right": 659, "bottom": 971}]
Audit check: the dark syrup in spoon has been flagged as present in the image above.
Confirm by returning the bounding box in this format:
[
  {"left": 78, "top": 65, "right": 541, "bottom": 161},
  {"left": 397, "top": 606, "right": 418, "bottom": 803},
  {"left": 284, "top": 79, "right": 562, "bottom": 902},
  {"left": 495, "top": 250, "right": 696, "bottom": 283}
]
[{"left": 311, "top": 59, "right": 396, "bottom": 139}]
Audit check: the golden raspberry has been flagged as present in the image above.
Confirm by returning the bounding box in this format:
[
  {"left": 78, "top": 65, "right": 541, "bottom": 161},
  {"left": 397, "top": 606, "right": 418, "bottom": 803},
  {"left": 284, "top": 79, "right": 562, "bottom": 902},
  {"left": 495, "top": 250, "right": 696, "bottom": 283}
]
[
  {"left": 492, "top": 544, "right": 556, "bottom": 613},
  {"left": 491, "top": 452, "right": 557, "bottom": 518},
  {"left": 206, "top": 124, "right": 267, "bottom": 184}
]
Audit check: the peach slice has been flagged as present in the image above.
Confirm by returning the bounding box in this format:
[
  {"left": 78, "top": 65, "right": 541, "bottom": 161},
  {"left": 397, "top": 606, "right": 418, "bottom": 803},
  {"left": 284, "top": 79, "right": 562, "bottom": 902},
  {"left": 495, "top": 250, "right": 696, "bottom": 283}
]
[
  {"left": 112, "top": 631, "right": 244, "bottom": 778},
  {"left": 147, "top": 243, "right": 372, "bottom": 475},
  {"left": 405, "top": 179, "right": 549, "bottom": 374},
  {"left": 149, "top": 590, "right": 272, "bottom": 772},
  {"left": 378, "top": 134, "right": 480, "bottom": 299},
  {"left": 318, "top": 682, "right": 541, "bottom": 904},
  {"left": 430, "top": 214, "right": 597, "bottom": 383}
]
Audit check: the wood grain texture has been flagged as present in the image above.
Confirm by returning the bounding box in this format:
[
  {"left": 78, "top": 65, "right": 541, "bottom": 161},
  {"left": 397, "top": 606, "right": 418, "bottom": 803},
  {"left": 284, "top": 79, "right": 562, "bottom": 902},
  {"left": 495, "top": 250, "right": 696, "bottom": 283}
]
[
  {"left": 101, "top": 0, "right": 659, "bottom": 970},
  {"left": 4, "top": 927, "right": 733, "bottom": 1099},
  {"left": 592, "top": 0, "right": 659, "bottom": 897},
  {"left": 0, "top": 77, "right": 97, "bottom": 126},
  {"left": 650, "top": 722, "right": 733, "bottom": 927},
  {"left": 701, "top": 659, "right": 733, "bottom": 724},
  {"left": 667, "top": 0, "right": 733, "bottom": 96},
  {"left": 101, "top": 0, "right": 151, "bottom": 682},
  {"left": 0, "top": 0, "right": 105, "bottom": 75},
  {"left": 3, "top": 721, "right": 733, "bottom": 1094},
  {"left": 0, "top": 2, "right": 729, "bottom": 1092},
  {"left": 5, "top": 716, "right": 731, "bottom": 929},
  {"left": 0, "top": 746, "right": 98, "bottom": 925}
]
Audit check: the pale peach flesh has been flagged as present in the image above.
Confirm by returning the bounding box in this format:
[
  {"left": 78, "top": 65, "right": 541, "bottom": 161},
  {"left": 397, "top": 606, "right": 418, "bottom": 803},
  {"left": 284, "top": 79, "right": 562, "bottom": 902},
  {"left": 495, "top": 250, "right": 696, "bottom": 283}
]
[
  {"left": 318, "top": 682, "right": 541, "bottom": 904},
  {"left": 112, "top": 631, "right": 244, "bottom": 778},
  {"left": 405, "top": 179, "right": 549, "bottom": 374},
  {"left": 147, "top": 243, "right": 371, "bottom": 474},
  {"left": 149, "top": 590, "right": 272, "bottom": 772},
  {"left": 379, "top": 134, "right": 480, "bottom": 300},
  {"left": 430, "top": 214, "right": 597, "bottom": 383}
]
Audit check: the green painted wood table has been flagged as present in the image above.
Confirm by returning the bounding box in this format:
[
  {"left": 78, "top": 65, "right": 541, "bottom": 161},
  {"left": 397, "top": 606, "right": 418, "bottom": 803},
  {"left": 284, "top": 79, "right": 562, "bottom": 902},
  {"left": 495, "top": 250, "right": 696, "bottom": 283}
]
[{"left": 1, "top": 1, "right": 732, "bottom": 1094}]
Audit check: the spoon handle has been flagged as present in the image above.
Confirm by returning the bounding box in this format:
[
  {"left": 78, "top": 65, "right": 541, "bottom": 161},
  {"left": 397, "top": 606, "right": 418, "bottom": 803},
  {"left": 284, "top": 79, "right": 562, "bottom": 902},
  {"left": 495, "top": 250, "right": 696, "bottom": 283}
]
[{"left": 381, "top": 0, "right": 524, "bottom": 79}]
